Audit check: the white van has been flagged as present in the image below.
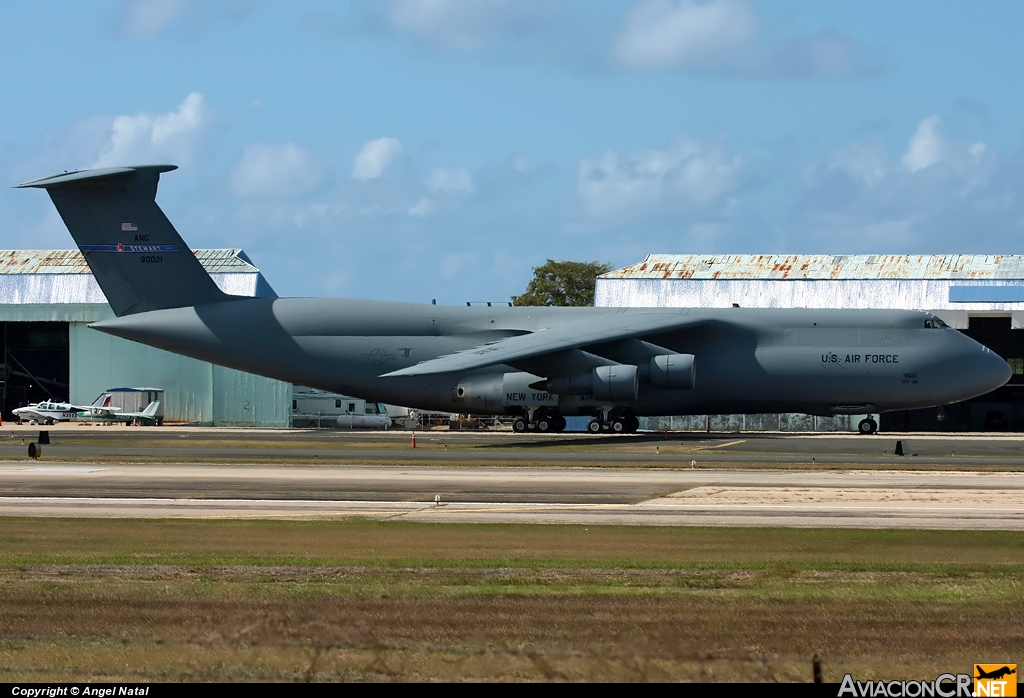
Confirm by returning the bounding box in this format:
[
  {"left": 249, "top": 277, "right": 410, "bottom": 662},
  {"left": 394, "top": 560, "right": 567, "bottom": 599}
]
[{"left": 291, "top": 388, "right": 392, "bottom": 429}]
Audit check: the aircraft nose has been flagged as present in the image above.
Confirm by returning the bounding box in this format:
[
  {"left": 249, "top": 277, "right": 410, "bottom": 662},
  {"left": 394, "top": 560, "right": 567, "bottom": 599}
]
[
  {"left": 976, "top": 345, "right": 1013, "bottom": 393},
  {"left": 931, "top": 337, "right": 1011, "bottom": 405}
]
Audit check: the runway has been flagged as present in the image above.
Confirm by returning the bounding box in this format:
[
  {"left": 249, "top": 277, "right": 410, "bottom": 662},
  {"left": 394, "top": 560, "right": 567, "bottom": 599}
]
[
  {"left": 2, "top": 461, "right": 1023, "bottom": 529},
  {"left": 4, "top": 425, "right": 1024, "bottom": 466}
]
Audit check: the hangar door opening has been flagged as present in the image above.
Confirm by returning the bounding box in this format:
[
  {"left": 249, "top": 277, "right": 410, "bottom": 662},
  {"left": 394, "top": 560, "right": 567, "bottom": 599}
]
[
  {"left": 0, "top": 321, "right": 70, "bottom": 419},
  {"left": 881, "top": 316, "right": 1024, "bottom": 432}
]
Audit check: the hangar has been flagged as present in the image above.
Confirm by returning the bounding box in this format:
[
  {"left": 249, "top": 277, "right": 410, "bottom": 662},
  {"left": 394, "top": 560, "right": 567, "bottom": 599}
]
[
  {"left": 596, "top": 254, "right": 1024, "bottom": 432},
  {"left": 0, "top": 249, "right": 289, "bottom": 426}
]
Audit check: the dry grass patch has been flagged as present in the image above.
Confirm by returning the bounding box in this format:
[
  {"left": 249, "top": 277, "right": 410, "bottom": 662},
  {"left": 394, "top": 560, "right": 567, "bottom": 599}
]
[{"left": 0, "top": 520, "right": 1022, "bottom": 681}]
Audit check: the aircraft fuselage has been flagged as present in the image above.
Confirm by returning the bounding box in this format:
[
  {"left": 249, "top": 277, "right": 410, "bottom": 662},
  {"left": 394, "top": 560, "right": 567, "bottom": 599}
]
[{"left": 89, "top": 298, "right": 1010, "bottom": 418}]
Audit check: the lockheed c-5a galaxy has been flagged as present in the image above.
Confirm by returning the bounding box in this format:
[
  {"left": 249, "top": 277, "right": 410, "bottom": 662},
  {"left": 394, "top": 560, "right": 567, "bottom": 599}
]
[{"left": 17, "top": 165, "right": 1011, "bottom": 434}]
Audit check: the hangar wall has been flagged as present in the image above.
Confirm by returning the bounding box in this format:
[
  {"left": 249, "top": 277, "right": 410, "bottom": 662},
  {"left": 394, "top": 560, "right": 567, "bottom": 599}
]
[
  {"left": 69, "top": 317, "right": 290, "bottom": 427},
  {"left": 1, "top": 249, "right": 290, "bottom": 427},
  {"left": 213, "top": 364, "right": 291, "bottom": 427},
  {"left": 596, "top": 253, "right": 1024, "bottom": 432}
]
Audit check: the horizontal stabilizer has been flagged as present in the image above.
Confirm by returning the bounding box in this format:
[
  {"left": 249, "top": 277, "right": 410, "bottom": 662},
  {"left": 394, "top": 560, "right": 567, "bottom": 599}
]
[{"left": 16, "top": 165, "right": 176, "bottom": 189}]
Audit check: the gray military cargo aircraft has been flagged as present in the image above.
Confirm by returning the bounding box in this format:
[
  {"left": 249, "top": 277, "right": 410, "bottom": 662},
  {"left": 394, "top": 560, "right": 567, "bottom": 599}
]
[{"left": 18, "top": 165, "right": 1011, "bottom": 434}]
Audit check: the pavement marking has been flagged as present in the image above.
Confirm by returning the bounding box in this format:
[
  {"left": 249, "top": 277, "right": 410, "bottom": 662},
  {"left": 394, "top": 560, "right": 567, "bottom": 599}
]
[{"left": 0, "top": 467, "right": 108, "bottom": 473}]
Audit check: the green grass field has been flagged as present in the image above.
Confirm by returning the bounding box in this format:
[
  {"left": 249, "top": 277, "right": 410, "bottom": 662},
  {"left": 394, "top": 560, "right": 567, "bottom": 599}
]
[{"left": 0, "top": 519, "right": 1021, "bottom": 681}]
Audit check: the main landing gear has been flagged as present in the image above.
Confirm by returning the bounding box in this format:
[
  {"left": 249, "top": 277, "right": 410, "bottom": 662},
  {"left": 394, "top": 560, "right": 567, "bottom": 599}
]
[
  {"left": 857, "top": 417, "right": 878, "bottom": 435},
  {"left": 511, "top": 412, "right": 567, "bottom": 433},
  {"left": 587, "top": 412, "right": 640, "bottom": 434},
  {"left": 511, "top": 410, "right": 640, "bottom": 434}
]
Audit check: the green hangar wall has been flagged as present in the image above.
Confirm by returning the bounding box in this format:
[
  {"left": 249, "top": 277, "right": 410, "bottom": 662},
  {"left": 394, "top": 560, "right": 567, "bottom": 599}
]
[{"left": 0, "top": 250, "right": 289, "bottom": 427}]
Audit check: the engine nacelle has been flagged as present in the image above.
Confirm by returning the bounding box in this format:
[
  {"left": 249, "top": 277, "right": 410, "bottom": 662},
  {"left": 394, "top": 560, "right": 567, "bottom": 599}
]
[
  {"left": 650, "top": 353, "right": 696, "bottom": 390},
  {"left": 546, "top": 364, "right": 638, "bottom": 402},
  {"left": 452, "top": 372, "right": 557, "bottom": 411}
]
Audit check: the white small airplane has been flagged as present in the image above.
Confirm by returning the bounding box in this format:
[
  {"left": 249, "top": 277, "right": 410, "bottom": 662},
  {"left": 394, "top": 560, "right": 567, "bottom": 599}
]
[
  {"left": 13, "top": 393, "right": 134, "bottom": 425},
  {"left": 13, "top": 400, "right": 89, "bottom": 424}
]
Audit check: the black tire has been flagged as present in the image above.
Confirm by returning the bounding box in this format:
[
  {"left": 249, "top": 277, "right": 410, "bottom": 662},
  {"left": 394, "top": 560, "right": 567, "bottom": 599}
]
[
  {"left": 610, "top": 418, "right": 625, "bottom": 434},
  {"left": 536, "top": 417, "right": 552, "bottom": 433},
  {"left": 587, "top": 419, "right": 603, "bottom": 434},
  {"left": 553, "top": 415, "right": 567, "bottom": 432},
  {"left": 512, "top": 417, "right": 528, "bottom": 433},
  {"left": 626, "top": 416, "right": 640, "bottom": 432},
  {"left": 857, "top": 418, "right": 877, "bottom": 435}
]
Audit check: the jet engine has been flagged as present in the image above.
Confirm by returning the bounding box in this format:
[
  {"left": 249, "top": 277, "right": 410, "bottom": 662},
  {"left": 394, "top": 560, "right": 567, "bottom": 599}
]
[
  {"left": 452, "top": 372, "right": 557, "bottom": 411},
  {"left": 650, "top": 353, "right": 696, "bottom": 389},
  {"left": 544, "top": 364, "right": 639, "bottom": 402}
]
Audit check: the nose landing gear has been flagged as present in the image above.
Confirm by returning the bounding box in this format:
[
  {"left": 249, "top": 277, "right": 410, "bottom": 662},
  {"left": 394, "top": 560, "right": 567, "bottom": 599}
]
[{"left": 857, "top": 417, "right": 878, "bottom": 435}]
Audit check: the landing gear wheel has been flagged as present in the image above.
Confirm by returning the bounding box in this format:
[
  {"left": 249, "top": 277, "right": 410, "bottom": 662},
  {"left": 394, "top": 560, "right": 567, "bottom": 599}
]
[
  {"left": 587, "top": 418, "right": 603, "bottom": 434},
  {"left": 626, "top": 416, "right": 640, "bottom": 433},
  {"left": 553, "top": 416, "right": 567, "bottom": 433},
  {"left": 512, "top": 417, "right": 528, "bottom": 433},
  {"left": 857, "top": 418, "right": 878, "bottom": 435},
  {"left": 610, "top": 418, "right": 626, "bottom": 434},
  {"left": 536, "top": 417, "right": 552, "bottom": 433}
]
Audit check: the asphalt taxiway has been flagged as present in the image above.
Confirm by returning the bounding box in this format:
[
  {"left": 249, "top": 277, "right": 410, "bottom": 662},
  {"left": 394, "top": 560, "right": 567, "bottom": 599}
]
[{"left": 1, "top": 426, "right": 1022, "bottom": 529}]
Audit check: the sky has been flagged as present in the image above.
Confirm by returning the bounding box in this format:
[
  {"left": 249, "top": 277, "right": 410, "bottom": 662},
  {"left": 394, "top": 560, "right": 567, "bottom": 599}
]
[{"left": 1, "top": 1, "right": 1023, "bottom": 304}]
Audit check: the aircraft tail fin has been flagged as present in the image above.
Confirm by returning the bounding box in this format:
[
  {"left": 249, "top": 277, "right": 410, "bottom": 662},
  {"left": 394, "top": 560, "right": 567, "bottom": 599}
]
[
  {"left": 141, "top": 401, "right": 160, "bottom": 418},
  {"left": 17, "top": 165, "right": 235, "bottom": 316}
]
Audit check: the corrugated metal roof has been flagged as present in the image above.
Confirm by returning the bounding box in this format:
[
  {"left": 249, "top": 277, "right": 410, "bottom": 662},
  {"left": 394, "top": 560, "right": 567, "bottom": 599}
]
[
  {"left": 0, "top": 248, "right": 273, "bottom": 307},
  {"left": 601, "top": 254, "right": 1024, "bottom": 280},
  {"left": 0, "top": 249, "right": 259, "bottom": 275}
]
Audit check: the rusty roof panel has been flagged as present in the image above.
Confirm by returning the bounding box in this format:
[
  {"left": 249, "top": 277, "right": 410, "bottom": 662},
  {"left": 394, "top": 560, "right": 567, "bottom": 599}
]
[
  {"left": 600, "top": 254, "right": 1024, "bottom": 280},
  {"left": 594, "top": 277, "right": 1024, "bottom": 312},
  {"left": 0, "top": 249, "right": 259, "bottom": 275},
  {"left": 0, "top": 249, "right": 269, "bottom": 305}
]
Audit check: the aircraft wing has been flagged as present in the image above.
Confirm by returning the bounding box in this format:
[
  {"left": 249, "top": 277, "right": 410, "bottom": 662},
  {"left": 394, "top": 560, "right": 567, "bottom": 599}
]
[
  {"left": 81, "top": 405, "right": 121, "bottom": 415},
  {"left": 382, "top": 310, "right": 700, "bottom": 377}
]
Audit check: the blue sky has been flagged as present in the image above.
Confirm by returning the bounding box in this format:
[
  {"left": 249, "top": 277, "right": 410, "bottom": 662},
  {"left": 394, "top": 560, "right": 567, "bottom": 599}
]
[{"left": 2, "top": 1, "right": 1023, "bottom": 303}]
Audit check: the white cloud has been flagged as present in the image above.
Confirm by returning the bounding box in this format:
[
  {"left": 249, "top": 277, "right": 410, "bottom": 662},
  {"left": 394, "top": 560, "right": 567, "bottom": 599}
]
[
  {"left": 229, "top": 142, "right": 322, "bottom": 199},
  {"left": 794, "top": 115, "right": 1024, "bottom": 253},
  {"left": 408, "top": 197, "right": 435, "bottom": 216},
  {"left": 119, "top": 0, "right": 186, "bottom": 37},
  {"left": 384, "top": 0, "right": 554, "bottom": 49},
  {"left": 614, "top": 0, "right": 755, "bottom": 71},
  {"left": 116, "top": 0, "right": 255, "bottom": 38},
  {"left": 440, "top": 251, "right": 477, "bottom": 278},
  {"left": 612, "top": 0, "right": 878, "bottom": 78},
  {"left": 426, "top": 166, "right": 475, "bottom": 195},
  {"left": 901, "top": 115, "right": 946, "bottom": 172},
  {"left": 352, "top": 137, "right": 403, "bottom": 181},
  {"left": 92, "top": 92, "right": 208, "bottom": 168},
  {"left": 576, "top": 137, "right": 741, "bottom": 221},
  {"left": 824, "top": 139, "right": 888, "bottom": 188}
]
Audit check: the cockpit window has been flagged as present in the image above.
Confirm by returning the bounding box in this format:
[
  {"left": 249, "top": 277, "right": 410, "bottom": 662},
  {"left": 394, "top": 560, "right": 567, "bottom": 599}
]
[{"left": 924, "top": 317, "right": 950, "bottom": 329}]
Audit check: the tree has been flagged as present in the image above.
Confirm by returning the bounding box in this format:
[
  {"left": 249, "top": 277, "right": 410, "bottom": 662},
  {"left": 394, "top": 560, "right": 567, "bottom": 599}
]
[{"left": 511, "top": 259, "right": 615, "bottom": 307}]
